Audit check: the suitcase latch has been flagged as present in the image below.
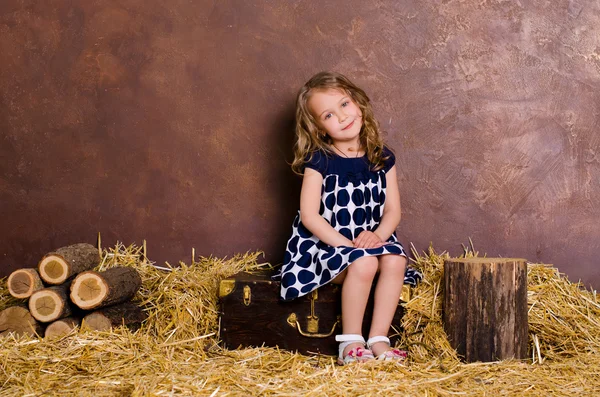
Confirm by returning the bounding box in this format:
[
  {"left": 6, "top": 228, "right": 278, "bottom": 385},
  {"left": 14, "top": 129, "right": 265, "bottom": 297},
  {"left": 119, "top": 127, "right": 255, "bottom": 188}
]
[
  {"left": 305, "top": 289, "right": 319, "bottom": 333},
  {"left": 286, "top": 289, "right": 340, "bottom": 338},
  {"left": 243, "top": 285, "right": 251, "bottom": 306}
]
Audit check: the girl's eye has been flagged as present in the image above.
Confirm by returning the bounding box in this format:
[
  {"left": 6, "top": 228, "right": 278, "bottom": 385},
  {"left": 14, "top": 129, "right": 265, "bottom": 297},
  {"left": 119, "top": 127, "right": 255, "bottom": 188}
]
[
  {"left": 341, "top": 101, "right": 349, "bottom": 107},
  {"left": 324, "top": 113, "right": 332, "bottom": 120}
]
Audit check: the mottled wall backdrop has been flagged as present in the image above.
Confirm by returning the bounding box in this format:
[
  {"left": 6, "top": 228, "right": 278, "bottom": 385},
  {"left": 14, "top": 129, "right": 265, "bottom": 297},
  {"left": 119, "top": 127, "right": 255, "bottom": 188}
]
[{"left": 1, "top": 1, "right": 599, "bottom": 287}]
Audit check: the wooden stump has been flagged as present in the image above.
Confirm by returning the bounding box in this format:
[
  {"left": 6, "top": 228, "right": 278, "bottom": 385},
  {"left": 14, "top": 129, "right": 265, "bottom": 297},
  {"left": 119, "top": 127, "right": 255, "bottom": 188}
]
[
  {"left": 0, "top": 306, "right": 42, "bottom": 337},
  {"left": 82, "top": 302, "right": 147, "bottom": 331},
  {"left": 38, "top": 243, "right": 99, "bottom": 285},
  {"left": 70, "top": 266, "right": 142, "bottom": 310},
  {"left": 29, "top": 283, "right": 73, "bottom": 323},
  {"left": 7, "top": 268, "right": 44, "bottom": 299},
  {"left": 443, "top": 257, "right": 528, "bottom": 362},
  {"left": 45, "top": 317, "right": 80, "bottom": 339}
]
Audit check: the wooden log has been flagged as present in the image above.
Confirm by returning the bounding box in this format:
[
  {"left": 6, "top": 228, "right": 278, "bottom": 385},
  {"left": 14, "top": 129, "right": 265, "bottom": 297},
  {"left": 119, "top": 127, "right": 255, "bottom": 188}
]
[
  {"left": 70, "top": 266, "right": 142, "bottom": 310},
  {"left": 443, "top": 257, "right": 528, "bottom": 362},
  {"left": 28, "top": 282, "right": 73, "bottom": 323},
  {"left": 7, "top": 268, "right": 44, "bottom": 299},
  {"left": 38, "top": 243, "right": 99, "bottom": 285},
  {"left": 82, "top": 302, "right": 147, "bottom": 331},
  {"left": 0, "top": 305, "right": 42, "bottom": 337},
  {"left": 45, "top": 317, "right": 80, "bottom": 339}
]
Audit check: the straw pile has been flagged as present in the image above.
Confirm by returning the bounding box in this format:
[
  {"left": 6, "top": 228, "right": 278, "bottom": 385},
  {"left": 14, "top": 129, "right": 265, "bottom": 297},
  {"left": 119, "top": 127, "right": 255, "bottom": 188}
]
[{"left": 1, "top": 242, "right": 599, "bottom": 396}]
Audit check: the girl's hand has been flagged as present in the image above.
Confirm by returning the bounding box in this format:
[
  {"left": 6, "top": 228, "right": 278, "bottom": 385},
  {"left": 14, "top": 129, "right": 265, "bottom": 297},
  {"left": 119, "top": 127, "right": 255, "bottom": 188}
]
[{"left": 353, "top": 231, "right": 384, "bottom": 249}]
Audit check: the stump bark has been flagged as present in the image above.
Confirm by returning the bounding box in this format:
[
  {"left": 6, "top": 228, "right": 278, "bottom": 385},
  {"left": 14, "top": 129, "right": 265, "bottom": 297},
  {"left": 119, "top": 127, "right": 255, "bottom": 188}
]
[
  {"left": 7, "top": 268, "right": 44, "bottom": 299},
  {"left": 82, "top": 302, "right": 147, "bottom": 331},
  {"left": 70, "top": 266, "right": 142, "bottom": 310},
  {"left": 45, "top": 317, "right": 80, "bottom": 339},
  {"left": 443, "top": 257, "right": 528, "bottom": 362},
  {"left": 0, "top": 306, "right": 42, "bottom": 337},
  {"left": 38, "top": 243, "right": 99, "bottom": 285},
  {"left": 28, "top": 283, "right": 73, "bottom": 323}
]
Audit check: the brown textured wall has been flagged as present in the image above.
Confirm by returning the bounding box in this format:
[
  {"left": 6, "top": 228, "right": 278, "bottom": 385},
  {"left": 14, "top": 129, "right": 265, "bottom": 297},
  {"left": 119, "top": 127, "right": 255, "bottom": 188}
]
[{"left": 1, "top": 1, "right": 599, "bottom": 287}]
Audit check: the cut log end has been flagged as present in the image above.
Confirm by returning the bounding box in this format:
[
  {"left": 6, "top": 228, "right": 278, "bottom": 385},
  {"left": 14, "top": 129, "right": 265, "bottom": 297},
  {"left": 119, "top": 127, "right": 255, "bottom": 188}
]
[
  {"left": 45, "top": 317, "right": 80, "bottom": 339},
  {"left": 70, "top": 272, "right": 108, "bottom": 309},
  {"left": 0, "top": 306, "right": 42, "bottom": 337},
  {"left": 29, "top": 288, "right": 70, "bottom": 323},
  {"left": 38, "top": 256, "right": 69, "bottom": 284},
  {"left": 7, "top": 268, "right": 44, "bottom": 299},
  {"left": 445, "top": 257, "right": 526, "bottom": 264},
  {"left": 82, "top": 312, "right": 112, "bottom": 331}
]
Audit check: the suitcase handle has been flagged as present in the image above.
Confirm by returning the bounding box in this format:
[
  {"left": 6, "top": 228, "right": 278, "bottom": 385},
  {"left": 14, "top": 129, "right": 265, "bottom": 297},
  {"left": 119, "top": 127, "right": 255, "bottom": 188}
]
[{"left": 287, "top": 313, "right": 340, "bottom": 338}]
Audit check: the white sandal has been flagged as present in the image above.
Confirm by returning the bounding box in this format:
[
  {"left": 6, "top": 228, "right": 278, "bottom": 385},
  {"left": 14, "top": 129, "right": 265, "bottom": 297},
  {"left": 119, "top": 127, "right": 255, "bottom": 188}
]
[
  {"left": 366, "top": 336, "right": 408, "bottom": 362},
  {"left": 335, "top": 334, "right": 375, "bottom": 365}
]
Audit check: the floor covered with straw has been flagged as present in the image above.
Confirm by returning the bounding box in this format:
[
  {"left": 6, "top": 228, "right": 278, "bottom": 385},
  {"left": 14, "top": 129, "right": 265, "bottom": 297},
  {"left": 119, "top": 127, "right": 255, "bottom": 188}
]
[{"left": 1, "top": 243, "right": 599, "bottom": 396}]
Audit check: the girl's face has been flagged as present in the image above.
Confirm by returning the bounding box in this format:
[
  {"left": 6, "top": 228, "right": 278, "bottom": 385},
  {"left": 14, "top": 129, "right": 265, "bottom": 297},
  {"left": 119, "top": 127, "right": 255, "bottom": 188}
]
[{"left": 308, "top": 88, "right": 363, "bottom": 145}]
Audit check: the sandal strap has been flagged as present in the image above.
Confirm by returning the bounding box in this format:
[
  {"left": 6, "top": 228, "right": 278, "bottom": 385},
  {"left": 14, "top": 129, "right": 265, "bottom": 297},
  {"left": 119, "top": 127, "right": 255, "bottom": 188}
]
[
  {"left": 335, "top": 334, "right": 365, "bottom": 343},
  {"left": 366, "top": 336, "right": 390, "bottom": 348}
]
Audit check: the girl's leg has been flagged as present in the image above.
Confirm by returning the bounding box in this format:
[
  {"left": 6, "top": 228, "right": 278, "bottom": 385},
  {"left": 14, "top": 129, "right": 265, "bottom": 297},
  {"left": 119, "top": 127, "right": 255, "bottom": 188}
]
[
  {"left": 368, "top": 254, "right": 407, "bottom": 356},
  {"left": 334, "top": 256, "right": 379, "bottom": 355}
]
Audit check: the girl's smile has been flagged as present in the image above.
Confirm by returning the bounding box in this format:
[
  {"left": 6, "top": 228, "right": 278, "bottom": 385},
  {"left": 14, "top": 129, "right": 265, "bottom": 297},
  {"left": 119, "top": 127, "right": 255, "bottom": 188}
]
[{"left": 342, "top": 119, "right": 355, "bottom": 131}]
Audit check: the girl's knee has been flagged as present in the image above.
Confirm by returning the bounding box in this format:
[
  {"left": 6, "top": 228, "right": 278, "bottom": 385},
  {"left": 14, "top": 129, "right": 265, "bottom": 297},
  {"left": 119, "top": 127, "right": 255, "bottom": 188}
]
[
  {"left": 346, "top": 256, "right": 378, "bottom": 281},
  {"left": 379, "top": 255, "right": 407, "bottom": 277}
]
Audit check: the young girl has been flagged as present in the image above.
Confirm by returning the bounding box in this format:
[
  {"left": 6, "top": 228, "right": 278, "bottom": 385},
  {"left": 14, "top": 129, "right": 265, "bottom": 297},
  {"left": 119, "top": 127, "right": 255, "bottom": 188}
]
[{"left": 279, "top": 71, "right": 419, "bottom": 365}]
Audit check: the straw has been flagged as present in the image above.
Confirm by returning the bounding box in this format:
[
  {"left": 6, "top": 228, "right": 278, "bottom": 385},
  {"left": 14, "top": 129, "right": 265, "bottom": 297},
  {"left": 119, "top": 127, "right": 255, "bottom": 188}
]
[{"left": 1, "top": 242, "right": 599, "bottom": 396}]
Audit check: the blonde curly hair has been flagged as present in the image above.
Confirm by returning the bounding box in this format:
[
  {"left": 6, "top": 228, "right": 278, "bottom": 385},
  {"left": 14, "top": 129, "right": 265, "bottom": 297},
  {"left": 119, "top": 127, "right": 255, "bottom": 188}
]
[{"left": 291, "top": 71, "right": 389, "bottom": 175}]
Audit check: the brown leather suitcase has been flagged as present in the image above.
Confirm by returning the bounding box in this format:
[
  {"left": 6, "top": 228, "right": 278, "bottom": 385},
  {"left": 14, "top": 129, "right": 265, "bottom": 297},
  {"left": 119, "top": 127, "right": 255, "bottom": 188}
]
[{"left": 218, "top": 271, "right": 410, "bottom": 355}]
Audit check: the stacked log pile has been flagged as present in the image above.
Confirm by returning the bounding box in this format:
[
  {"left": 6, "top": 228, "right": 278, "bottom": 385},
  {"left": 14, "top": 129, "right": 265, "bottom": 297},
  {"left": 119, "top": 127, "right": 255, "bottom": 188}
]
[{"left": 1, "top": 243, "right": 147, "bottom": 339}]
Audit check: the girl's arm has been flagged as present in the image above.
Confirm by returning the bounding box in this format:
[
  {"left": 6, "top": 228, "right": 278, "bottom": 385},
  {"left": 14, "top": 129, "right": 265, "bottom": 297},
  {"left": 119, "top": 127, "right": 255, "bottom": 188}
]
[
  {"left": 373, "top": 165, "right": 402, "bottom": 242},
  {"left": 300, "top": 168, "right": 354, "bottom": 247}
]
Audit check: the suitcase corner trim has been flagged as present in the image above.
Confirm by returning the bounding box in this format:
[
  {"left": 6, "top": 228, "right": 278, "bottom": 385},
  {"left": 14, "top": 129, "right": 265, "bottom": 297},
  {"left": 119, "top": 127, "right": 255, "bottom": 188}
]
[{"left": 219, "top": 279, "right": 236, "bottom": 298}]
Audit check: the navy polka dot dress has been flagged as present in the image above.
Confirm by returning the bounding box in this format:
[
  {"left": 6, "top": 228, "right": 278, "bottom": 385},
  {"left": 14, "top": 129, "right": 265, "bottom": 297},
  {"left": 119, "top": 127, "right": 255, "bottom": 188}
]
[{"left": 275, "top": 147, "right": 422, "bottom": 301}]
